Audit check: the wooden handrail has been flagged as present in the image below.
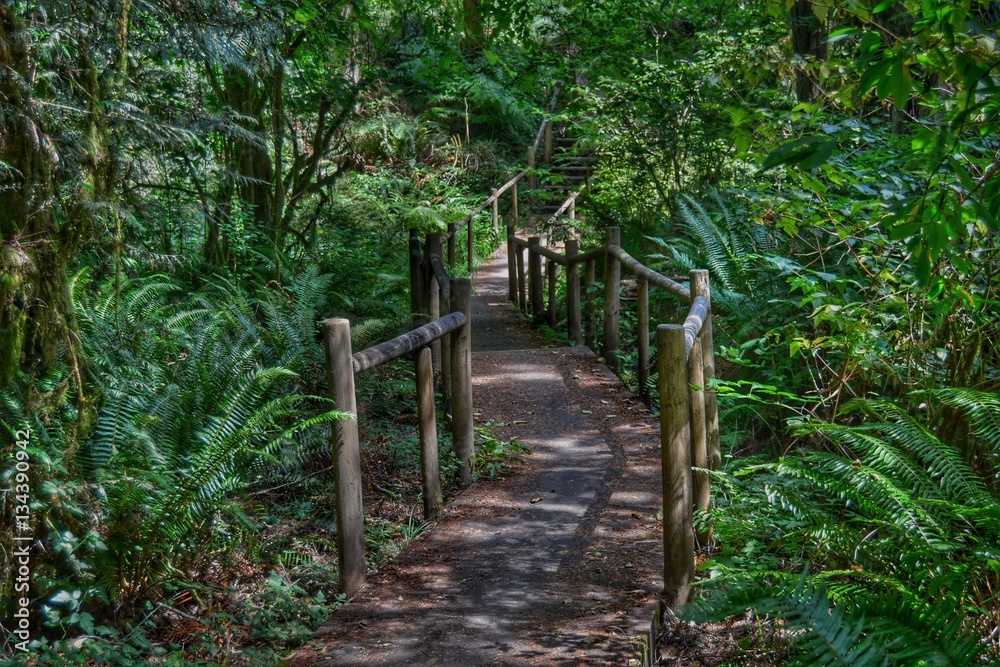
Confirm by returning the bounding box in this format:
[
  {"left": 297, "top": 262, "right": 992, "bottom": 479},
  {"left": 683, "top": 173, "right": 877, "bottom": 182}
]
[
  {"left": 531, "top": 119, "right": 549, "bottom": 154},
  {"left": 429, "top": 253, "right": 451, "bottom": 302},
  {"left": 546, "top": 190, "right": 581, "bottom": 225},
  {"left": 352, "top": 312, "right": 466, "bottom": 374},
  {"left": 568, "top": 246, "right": 606, "bottom": 265},
  {"left": 442, "top": 170, "right": 529, "bottom": 242},
  {"left": 682, "top": 296, "right": 709, "bottom": 354},
  {"left": 606, "top": 244, "right": 691, "bottom": 302},
  {"left": 528, "top": 240, "right": 569, "bottom": 266}
]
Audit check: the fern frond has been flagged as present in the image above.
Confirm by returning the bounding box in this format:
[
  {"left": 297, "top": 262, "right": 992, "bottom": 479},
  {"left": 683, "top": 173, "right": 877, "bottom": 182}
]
[{"left": 692, "top": 573, "right": 890, "bottom": 667}]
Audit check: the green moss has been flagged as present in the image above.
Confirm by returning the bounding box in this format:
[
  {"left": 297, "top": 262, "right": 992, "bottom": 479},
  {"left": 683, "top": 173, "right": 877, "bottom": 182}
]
[{"left": 0, "top": 271, "right": 26, "bottom": 387}]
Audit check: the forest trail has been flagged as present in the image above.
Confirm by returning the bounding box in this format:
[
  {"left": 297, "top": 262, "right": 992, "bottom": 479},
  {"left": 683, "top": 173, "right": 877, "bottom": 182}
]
[{"left": 291, "top": 246, "right": 664, "bottom": 666}]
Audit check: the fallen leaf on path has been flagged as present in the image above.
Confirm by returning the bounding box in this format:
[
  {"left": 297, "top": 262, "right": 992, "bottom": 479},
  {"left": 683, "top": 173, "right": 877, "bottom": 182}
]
[
  {"left": 530, "top": 497, "right": 542, "bottom": 503},
  {"left": 581, "top": 410, "right": 592, "bottom": 414}
]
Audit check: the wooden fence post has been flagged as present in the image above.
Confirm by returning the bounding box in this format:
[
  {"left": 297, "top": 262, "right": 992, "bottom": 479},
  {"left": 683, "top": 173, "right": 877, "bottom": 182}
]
[
  {"left": 323, "top": 318, "right": 366, "bottom": 598},
  {"left": 691, "top": 269, "right": 718, "bottom": 540},
  {"left": 507, "top": 225, "right": 517, "bottom": 304},
  {"left": 439, "top": 253, "right": 452, "bottom": 417},
  {"left": 467, "top": 219, "right": 474, "bottom": 274},
  {"left": 425, "top": 233, "right": 441, "bottom": 371},
  {"left": 567, "top": 240, "right": 581, "bottom": 345},
  {"left": 528, "top": 146, "right": 537, "bottom": 190},
  {"left": 603, "top": 226, "right": 621, "bottom": 373},
  {"left": 447, "top": 223, "right": 457, "bottom": 270},
  {"left": 516, "top": 244, "right": 527, "bottom": 312},
  {"left": 409, "top": 230, "right": 422, "bottom": 322},
  {"left": 657, "top": 323, "right": 693, "bottom": 608},
  {"left": 569, "top": 198, "right": 576, "bottom": 222},
  {"left": 450, "top": 279, "right": 474, "bottom": 486},
  {"left": 688, "top": 334, "right": 708, "bottom": 546},
  {"left": 512, "top": 181, "right": 519, "bottom": 227},
  {"left": 491, "top": 188, "right": 499, "bottom": 232},
  {"left": 416, "top": 347, "right": 442, "bottom": 520},
  {"left": 584, "top": 259, "right": 596, "bottom": 350},
  {"left": 529, "top": 236, "right": 544, "bottom": 323},
  {"left": 546, "top": 257, "right": 557, "bottom": 326},
  {"left": 638, "top": 277, "right": 650, "bottom": 405}
]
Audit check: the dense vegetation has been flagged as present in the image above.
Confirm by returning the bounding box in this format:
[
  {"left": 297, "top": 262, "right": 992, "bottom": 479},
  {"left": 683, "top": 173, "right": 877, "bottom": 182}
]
[{"left": 1, "top": 0, "right": 998, "bottom": 664}]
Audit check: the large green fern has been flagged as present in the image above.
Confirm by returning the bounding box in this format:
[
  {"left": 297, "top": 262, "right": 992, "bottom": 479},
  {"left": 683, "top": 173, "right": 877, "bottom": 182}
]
[{"left": 699, "top": 389, "right": 1000, "bottom": 664}]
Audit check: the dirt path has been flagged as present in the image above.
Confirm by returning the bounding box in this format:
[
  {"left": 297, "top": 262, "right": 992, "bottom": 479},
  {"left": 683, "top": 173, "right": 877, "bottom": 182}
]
[{"left": 291, "top": 247, "right": 664, "bottom": 666}]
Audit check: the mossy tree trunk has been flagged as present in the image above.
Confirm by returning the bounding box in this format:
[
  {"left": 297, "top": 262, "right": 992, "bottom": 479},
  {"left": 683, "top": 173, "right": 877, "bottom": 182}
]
[{"left": 0, "top": 3, "right": 81, "bottom": 391}]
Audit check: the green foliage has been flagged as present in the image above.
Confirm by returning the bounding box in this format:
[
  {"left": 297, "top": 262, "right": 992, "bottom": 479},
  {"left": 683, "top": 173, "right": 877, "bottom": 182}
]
[
  {"left": 693, "top": 571, "right": 987, "bottom": 667},
  {"left": 700, "top": 389, "right": 1000, "bottom": 662},
  {"left": 473, "top": 425, "right": 530, "bottom": 480}
]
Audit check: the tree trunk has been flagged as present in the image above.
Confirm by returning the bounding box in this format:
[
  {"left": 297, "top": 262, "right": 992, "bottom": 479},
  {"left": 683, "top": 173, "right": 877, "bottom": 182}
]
[
  {"left": 790, "top": 0, "right": 827, "bottom": 103},
  {"left": 0, "top": 3, "right": 80, "bottom": 389},
  {"left": 462, "top": 0, "right": 484, "bottom": 50},
  {"left": 223, "top": 69, "right": 276, "bottom": 247}
]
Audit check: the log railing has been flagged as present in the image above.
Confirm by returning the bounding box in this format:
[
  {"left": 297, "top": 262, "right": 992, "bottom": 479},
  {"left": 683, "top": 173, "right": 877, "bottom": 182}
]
[
  {"left": 434, "top": 86, "right": 563, "bottom": 275},
  {"left": 322, "top": 86, "right": 577, "bottom": 600},
  {"left": 506, "top": 224, "right": 721, "bottom": 607},
  {"left": 322, "top": 274, "right": 473, "bottom": 598}
]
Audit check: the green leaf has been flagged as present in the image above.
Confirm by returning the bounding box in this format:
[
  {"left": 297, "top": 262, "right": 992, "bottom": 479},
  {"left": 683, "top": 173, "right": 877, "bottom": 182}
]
[
  {"left": 860, "top": 58, "right": 891, "bottom": 94},
  {"left": 890, "top": 63, "right": 912, "bottom": 109},
  {"left": 859, "top": 31, "right": 882, "bottom": 56},
  {"left": 760, "top": 136, "right": 837, "bottom": 172}
]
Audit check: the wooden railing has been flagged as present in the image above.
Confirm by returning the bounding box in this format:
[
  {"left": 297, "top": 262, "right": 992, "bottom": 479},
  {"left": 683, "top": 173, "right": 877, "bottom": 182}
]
[
  {"left": 320, "top": 86, "right": 578, "bottom": 600},
  {"left": 322, "top": 275, "right": 473, "bottom": 598},
  {"left": 507, "top": 224, "right": 721, "bottom": 607}
]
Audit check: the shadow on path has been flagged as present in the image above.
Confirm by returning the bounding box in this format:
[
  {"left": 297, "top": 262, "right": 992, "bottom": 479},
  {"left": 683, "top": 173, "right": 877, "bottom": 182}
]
[{"left": 291, "top": 246, "right": 663, "bottom": 666}]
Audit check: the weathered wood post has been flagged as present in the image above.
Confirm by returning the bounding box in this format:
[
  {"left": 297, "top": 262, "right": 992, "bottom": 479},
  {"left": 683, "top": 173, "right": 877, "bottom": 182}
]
[
  {"left": 416, "top": 347, "right": 442, "bottom": 520},
  {"left": 569, "top": 198, "right": 576, "bottom": 222},
  {"left": 507, "top": 225, "right": 517, "bottom": 305},
  {"left": 529, "top": 236, "right": 544, "bottom": 323},
  {"left": 450, "top": 279, "right": 474, "bottom": 486},
  {"left": 528, "top": 145, "right": 537, "bottom": 190},
  {"left": 567, "top": 240, "right": 581, "bottom": 345},
  {"left": 409, "top": 230, "right": 423, "bottom": 321},
  {"left": 658, "top": 323, "right": 694, "bottom": 608},
  {"left": 637, "top": 277, "right": 650, "bottom": 405},
  {"left": 603, "top": 227, "right": 621, "bottom": 373},
  {"left": 491, "top": 188, "right": 499, "bottom": 232},
  {"left": 425, "top": 233, "right": 442, "bottom": 371},
  {"left": 688, "top": 333, "right": 708, "bottom": 546},
  {"left": 447, "top": 223, "right": 457, "bottom": 270},
  {"left": 516, "top": 244, "right": 527, "bottom": 312},
  {"left": 584, "top": 259, "right": 596, "bottom": 350},
  {"left": 546, "top": 256, "right": 557, "bottom": 326},
  {"left": 511, "top": 180, "right": 519, "bottom": 227},
  {"left": 438, "top": 264, "right": 452, "bottom": 417},
  {"left": 323, "top": 318, "right": 366, "bottom": 597},
  {"left": 467, "top": 219, "right": 474, "bottom": 274},
  {"left": 440, "top": 308, "right": 452, "bottom": 420},
  {"left": 691, "top": 269, "right": 718, "bottom": 539}
]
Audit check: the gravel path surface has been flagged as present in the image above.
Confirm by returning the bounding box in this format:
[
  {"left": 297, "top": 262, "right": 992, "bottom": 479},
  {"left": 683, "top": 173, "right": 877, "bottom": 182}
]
[{"left": 291, "top": 247, "right": 663, "bottom": 666}]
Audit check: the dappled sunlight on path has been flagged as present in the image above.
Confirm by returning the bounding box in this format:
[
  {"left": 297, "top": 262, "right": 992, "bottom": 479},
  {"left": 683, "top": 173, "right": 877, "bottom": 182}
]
[{"left": 291, "top": 246, "right": 663, "bottom": 666}]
